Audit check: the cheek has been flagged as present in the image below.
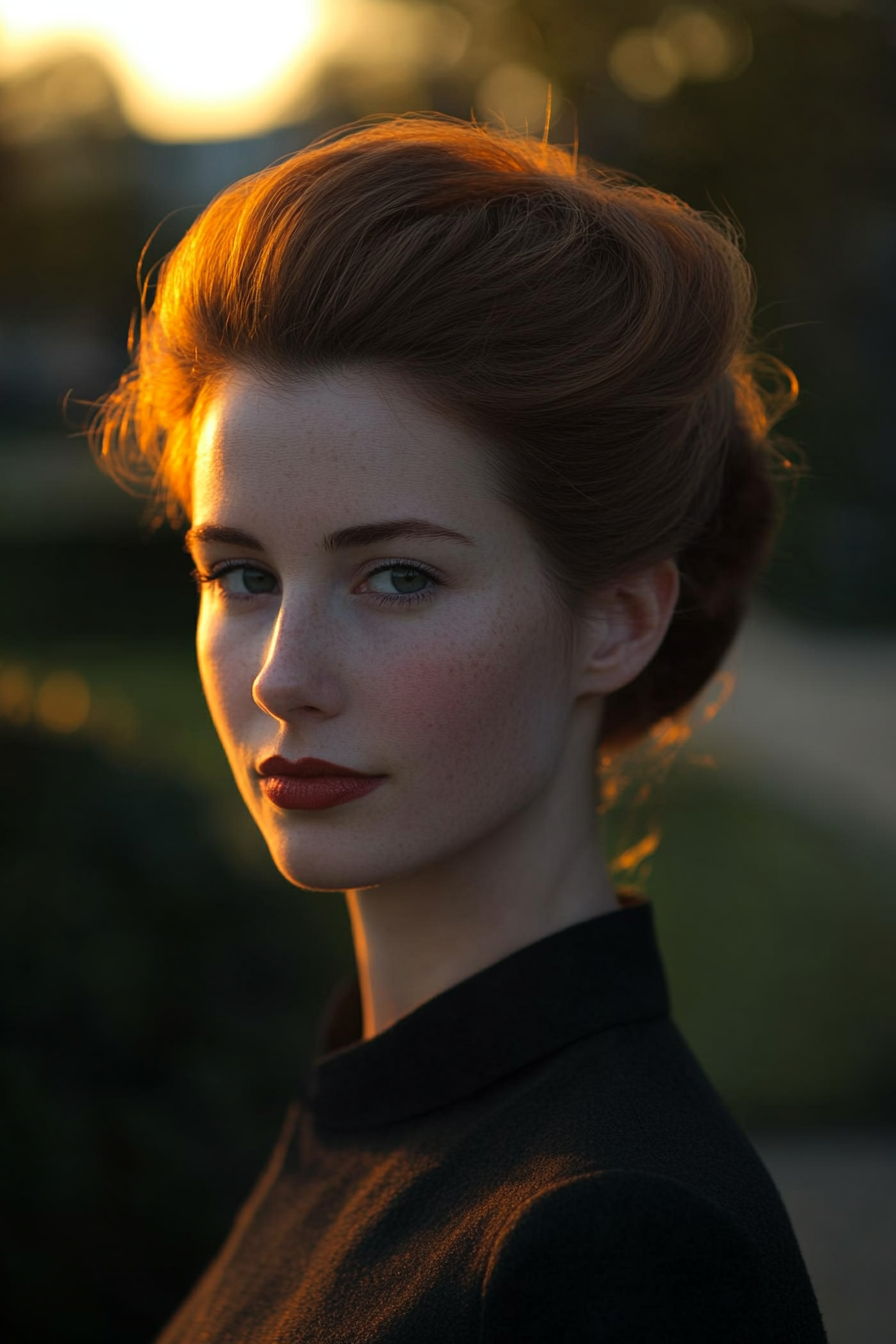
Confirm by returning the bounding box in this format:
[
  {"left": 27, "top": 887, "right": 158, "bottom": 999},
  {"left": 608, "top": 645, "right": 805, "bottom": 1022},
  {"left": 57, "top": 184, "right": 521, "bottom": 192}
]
[
  {"left": 196, "top": 609, "right": 259, "bottom": 744},
  {"left": 372, "top": 615, "right": 567, "bottom": 788}
]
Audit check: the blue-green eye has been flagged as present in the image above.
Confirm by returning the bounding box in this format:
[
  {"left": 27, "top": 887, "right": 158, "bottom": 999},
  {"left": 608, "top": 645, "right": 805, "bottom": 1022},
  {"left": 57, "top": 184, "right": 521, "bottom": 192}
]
[
  {"left": 365, "top": 565, "right": 432, "bottom": 596},
  {"left": 193, "top": 562, "right": 278, "bottom": 597},
  {"left": 225, "top": 565, "right": 277, "bottom": 595},
  {"left": 362, "top": 562, "right": 444, "bottom": 605}
]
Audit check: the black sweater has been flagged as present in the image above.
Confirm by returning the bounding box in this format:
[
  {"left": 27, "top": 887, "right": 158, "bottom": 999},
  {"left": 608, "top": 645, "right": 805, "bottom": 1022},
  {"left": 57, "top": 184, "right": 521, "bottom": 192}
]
[{"left": 156, "top": 899, "right": 827, "bottom": 1343}]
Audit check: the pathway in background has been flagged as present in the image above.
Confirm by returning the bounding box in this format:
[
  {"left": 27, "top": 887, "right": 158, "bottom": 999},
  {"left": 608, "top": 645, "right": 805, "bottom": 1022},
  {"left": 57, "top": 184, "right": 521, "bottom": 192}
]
[
  {"left": 699, "top": 613, "right": 896, "bottom": 1344},
  {"left": 753, "top": 1132, "right": 896, "bottom": 1344},
  {"left": 696, "top": 604, "right": 896, "bottom": 841}
]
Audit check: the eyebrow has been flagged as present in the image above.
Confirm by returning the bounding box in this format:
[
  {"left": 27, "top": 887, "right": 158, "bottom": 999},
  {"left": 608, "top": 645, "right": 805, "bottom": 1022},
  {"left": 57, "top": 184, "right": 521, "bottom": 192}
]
[{"left": 184, "top": 519, "right": 475, "bottom": 553}]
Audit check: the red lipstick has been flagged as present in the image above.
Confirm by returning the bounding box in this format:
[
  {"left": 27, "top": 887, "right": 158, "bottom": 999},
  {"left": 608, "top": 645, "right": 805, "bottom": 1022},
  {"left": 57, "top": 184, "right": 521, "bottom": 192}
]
[{"left": 257, "top": 756, "right": 385, "bottom": 811}]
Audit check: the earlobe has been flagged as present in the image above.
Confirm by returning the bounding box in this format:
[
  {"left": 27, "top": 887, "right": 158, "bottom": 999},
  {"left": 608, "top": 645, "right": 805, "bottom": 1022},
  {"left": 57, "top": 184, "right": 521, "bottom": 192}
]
[{"left": 577, "top": 558, "right": 679, "bottom": 697}]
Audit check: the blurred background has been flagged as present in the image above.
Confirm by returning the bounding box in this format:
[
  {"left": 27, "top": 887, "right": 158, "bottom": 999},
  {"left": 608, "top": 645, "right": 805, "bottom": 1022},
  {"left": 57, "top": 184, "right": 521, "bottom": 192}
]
[{"left": 0, "top": 1, "right": 894, "bottom": 1340}]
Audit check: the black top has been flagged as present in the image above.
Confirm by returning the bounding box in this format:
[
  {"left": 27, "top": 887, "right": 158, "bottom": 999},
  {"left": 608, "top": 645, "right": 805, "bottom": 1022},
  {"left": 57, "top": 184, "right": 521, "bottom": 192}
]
[{"left": 156, "top": 899, "right": 827, "bottom": 1343}]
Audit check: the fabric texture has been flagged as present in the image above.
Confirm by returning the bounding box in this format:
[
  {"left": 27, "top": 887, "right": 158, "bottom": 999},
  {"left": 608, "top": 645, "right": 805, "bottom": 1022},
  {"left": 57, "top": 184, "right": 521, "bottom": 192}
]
[{"left": 156, "top": 899, "right": 828, "bottom": 1343}]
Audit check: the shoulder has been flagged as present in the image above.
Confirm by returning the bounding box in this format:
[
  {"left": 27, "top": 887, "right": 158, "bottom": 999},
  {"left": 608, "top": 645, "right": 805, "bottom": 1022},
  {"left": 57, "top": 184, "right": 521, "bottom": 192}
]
[{"left": 480, "top": 1169, "right": 772, "bottom": 1343}]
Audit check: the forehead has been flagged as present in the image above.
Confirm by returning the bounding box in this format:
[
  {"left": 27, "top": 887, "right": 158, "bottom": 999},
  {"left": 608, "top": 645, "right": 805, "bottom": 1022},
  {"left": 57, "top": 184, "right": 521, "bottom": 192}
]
[{"left": 192, "top": 365, "right": 501, "bottom": 530}]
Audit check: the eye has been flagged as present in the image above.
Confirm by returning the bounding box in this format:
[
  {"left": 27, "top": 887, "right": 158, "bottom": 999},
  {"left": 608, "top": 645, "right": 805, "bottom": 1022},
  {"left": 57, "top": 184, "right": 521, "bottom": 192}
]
[
  {"left": 224, "top": 565, "right": 278, "bottom": 595},
  {"left": 193, "top": 561, "right": 279, "bottom": 598},
  {"left": 366, "top": 565, "right": 430, "bottom": 595},
  {"left": 360, "top": 561, "right": 441, "bottom": 605}
]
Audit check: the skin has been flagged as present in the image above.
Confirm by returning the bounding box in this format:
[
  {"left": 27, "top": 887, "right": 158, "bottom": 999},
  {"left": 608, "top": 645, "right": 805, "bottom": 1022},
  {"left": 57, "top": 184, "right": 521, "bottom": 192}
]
[{"left": 189, "top": 365, "right": 680, "bottom": 1039}]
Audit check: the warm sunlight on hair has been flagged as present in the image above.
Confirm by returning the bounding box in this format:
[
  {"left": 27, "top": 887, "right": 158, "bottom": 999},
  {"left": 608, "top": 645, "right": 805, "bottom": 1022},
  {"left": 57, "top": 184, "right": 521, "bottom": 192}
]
[{"left": 0, "top": 0, "right": 322, "bottom": 139}]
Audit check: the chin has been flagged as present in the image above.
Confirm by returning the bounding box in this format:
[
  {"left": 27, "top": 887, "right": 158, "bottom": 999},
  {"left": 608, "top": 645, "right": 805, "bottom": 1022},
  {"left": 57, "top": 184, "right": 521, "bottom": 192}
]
[{"left": 261, "top": 826, "right": 416, "bottom": 894}]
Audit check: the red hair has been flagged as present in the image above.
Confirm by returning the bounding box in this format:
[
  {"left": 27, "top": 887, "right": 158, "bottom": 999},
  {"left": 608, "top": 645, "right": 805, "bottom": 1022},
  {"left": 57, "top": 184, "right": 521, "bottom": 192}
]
[{"left": 91, "top": 114, "right": 798, "bottom": 751}]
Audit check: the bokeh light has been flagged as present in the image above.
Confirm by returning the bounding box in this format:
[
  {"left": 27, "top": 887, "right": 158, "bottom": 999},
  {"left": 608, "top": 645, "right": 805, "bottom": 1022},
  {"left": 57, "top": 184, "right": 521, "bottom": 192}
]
[
  {"left": 0, "top": 0, "right": 322, "bottom": 140},
  {"left": 607, "top": 27, "right": 680, "bottom": 103},
  {"left": 33, "top": 669, "right": 91, "bottom": 733},
  {"left": 0, "top": 664, "right": 33, "bottom": 724},
  {"left": 476, "top": 61, "right": 556, "bottom": 133},
  {"left": 657, "top": 5, "right": 752, "bottom": 82},
  {"left": 608, "top": 5, "right": 752, "bottom": 104},
  {"left": 325, "top": 1, "right": 470, "bottom": 76}
]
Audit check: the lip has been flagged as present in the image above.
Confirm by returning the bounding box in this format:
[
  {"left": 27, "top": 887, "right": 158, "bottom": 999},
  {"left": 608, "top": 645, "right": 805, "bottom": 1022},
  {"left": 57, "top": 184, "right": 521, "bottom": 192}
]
[
  {"left": 258, "top": 756, "right": 377, "bottom": 778},
  {"left": 257, "top": 755, "right": 385, "bottom": 811}
]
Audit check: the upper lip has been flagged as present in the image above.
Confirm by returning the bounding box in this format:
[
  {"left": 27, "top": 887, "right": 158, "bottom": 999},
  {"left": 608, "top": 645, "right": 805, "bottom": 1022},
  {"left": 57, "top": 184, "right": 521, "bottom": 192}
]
[{"left": 257, "top": 755, "right": 379, "bottom": 778}]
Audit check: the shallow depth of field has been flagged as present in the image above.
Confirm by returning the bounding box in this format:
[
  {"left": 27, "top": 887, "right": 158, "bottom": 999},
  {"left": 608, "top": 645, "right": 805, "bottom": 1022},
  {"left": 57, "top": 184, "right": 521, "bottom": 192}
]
[{"left": 1, "top": 3, "right": 895, "bottom": 1341}]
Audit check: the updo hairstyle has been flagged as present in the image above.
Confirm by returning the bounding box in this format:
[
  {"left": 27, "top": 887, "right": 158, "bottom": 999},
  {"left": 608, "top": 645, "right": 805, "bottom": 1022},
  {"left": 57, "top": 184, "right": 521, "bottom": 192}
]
[{"left": 91, "top": 115, "right": 798, "bottom": 752}]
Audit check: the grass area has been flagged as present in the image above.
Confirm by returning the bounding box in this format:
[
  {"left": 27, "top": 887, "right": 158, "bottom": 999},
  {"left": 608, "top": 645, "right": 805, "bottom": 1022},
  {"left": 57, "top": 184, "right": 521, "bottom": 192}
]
[{"left": 618, "top": 765, "right": 896, "bottom": 1125}]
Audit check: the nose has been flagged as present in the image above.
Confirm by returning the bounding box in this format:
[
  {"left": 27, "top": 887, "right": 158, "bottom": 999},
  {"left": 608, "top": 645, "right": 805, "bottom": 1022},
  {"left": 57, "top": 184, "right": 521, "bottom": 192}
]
[{"left": 251, "top": 601, "right": 345, "bottom": 723}]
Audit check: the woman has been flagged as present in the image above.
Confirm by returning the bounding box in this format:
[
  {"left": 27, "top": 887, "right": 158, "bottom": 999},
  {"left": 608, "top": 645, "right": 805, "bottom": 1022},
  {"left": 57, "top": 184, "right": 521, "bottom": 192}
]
[{"left": 92, "top": 116, "right": 826, "bottom": 1342}]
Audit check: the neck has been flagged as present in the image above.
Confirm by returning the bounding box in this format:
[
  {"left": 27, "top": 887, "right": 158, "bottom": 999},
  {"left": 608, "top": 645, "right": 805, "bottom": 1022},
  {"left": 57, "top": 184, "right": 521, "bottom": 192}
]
[{"left": 345, "top": 712, "right": 620, "bottom": 1039}]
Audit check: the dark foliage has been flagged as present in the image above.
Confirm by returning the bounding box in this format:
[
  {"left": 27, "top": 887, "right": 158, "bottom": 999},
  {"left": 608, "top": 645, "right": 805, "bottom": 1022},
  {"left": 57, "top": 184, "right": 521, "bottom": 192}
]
[{"left": 0, "top": 723, "right": 352, "bottom": 1344}]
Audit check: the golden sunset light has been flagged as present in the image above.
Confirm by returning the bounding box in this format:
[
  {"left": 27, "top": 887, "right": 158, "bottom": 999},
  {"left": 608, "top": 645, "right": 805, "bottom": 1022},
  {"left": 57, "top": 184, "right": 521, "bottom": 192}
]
[
  {"left": 0, "top": 0, "right": 323, "bottom": 139},
  {"left": 3, "top": 5, "right": 894, "bottom": 1339}
]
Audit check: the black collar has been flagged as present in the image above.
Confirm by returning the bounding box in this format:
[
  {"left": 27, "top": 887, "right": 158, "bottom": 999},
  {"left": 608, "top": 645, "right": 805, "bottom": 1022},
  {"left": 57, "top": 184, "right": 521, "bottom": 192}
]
[{"left": 309, "top": 899, "right": 670, "bottom": 1130}]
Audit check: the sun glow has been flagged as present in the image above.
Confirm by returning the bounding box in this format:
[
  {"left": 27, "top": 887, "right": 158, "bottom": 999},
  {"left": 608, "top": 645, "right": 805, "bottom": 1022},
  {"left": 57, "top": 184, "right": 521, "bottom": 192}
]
[{"left": 0, "top": 0, "right": 323, "bottom": 140}]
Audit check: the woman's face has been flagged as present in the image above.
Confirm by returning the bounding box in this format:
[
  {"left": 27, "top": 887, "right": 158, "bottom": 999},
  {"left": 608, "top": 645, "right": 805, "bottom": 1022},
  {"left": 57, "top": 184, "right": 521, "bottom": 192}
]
[{"left": 189, "top": 365, "right": 587, "bottom": 892}]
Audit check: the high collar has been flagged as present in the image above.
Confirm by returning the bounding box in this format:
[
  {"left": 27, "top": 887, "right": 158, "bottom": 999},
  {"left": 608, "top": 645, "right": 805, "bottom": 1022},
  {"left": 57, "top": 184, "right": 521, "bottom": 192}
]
[{"left": 309, "top": 898, "right": 670, "bottom": 1130}]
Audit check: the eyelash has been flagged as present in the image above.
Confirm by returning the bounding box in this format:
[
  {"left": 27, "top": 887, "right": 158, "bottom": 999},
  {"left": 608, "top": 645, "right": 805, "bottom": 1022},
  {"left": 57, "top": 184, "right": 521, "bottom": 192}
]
[
  {"left": 190, "top": 558, "right": 443, "bottom": 608},
  {"left": 365, "top": 559, "right": 442, "bottom": 607}
]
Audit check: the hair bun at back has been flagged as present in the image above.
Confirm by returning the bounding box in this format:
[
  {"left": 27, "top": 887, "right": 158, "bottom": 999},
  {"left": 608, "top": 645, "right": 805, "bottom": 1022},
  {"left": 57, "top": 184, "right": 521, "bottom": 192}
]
[{"left": 601, "top": 406, "right": 787, "bottom": 752}]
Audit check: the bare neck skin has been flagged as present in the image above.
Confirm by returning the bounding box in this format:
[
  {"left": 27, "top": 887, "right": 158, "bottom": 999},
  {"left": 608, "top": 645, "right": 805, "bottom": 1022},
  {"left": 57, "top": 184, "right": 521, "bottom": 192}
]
[{"left": 346, "top": 698, "right": 618, "bottom": 1039}]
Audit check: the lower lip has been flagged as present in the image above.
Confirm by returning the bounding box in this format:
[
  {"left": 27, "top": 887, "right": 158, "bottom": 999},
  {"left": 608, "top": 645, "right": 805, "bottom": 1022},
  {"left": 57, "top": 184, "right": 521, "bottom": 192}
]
[{"left": 260, "top": 774, "right": 384, "bottom": 810}]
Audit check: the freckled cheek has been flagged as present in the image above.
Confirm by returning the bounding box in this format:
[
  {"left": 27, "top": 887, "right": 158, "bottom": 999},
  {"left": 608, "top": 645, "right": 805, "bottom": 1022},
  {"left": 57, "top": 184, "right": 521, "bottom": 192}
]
[{"left": 369, "top": 637, "right": 561, "bottom": 786}]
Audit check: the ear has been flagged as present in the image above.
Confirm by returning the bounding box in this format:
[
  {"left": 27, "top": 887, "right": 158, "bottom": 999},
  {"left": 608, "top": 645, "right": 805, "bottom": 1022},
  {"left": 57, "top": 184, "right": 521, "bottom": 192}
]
[{"left": 573, "top": 558, "right": 680, "bottom": 699}]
